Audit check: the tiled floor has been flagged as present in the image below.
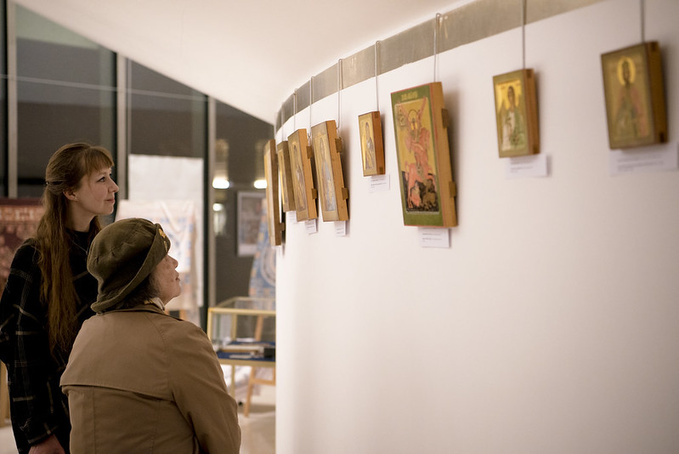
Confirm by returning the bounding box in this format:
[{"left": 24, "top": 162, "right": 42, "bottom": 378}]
[
  {"left": 227, "top": 365, "right": 276, "bottom": 454},
  {"left": 239, "top": 385, "right": 276, "bottom": 454},
  {"left": 0, "top": 386, "right": 275, "bottom": 454}
]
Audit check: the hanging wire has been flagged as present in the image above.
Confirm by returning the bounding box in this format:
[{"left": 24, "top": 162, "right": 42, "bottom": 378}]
[
  {"left": 640, "top": 0, "right": 645, "bottom": 42},
  {"left": 374, "top": 40, "right": 380, "bottom": 111},
  {"left": 521, "top": 0, "right": 527, "bottom": 69},
  {"left": 433, "top": 13, "right": 441, "bottom": 82},
  {"left": 337, "top": 59, "right": 342, "bottom": 130}
]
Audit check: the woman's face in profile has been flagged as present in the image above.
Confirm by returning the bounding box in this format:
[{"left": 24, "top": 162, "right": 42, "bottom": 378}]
[
  {"left": 150, "top": 254, "right": 181, "bottom": 303},
  {"left": 69, "top": 167, "right": 119, "bottom": 216}
]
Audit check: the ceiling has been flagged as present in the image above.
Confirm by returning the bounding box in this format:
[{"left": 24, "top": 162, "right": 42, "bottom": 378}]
[{"left": 12, "top": 0, "right": 469, "bottom": 124}]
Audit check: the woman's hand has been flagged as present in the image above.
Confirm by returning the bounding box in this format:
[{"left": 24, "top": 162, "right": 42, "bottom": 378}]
[{"left": 28, "top": 434, "right": 65, "bottom": 454}]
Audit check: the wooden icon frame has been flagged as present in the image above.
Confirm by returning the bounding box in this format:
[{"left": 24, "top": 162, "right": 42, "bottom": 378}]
[
  {"left": 601, "top": 41, "right": 667, "bottom": 149},
  {"left": 276, "top": 141, "right": 296, "bottom": 212},
  {"left": 358, "top": 111, "right": 385, "bottom": 176},
  {"left": 391, "top": 82, "right": 457, "bottom": 228},
  {"left": 287, "top": 128, "right": 317, "bottom": 221},
  {"left": 492, "top": 68, "right": 539, "bottom": 158},
  {"left": 263, "top": 139, "right": 283, "bottom": 246},
  {"left": 311, "top": 120, "right": 349, "bottom": 222}
]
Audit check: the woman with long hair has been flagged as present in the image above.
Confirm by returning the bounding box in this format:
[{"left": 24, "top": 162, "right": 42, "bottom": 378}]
[{"left": 0, "top": 143, "right": 119, "bottom": 454}]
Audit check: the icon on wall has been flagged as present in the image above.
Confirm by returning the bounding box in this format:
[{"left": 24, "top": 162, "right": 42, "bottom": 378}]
[
  {"left": 601, "top": 41, "right": 667, "bottom": 149},
  {"left": 311, "top": 120, "right": 349, "bottom": 222},
  {"left": 276, "top": 141, "right": 296, "bottom": 213},
  {"left": 492, "top": 68, "right": 539, "bottom": 158},
  {"left": 391, "top": 82, "right": 457, "bottom": 228},
  {"left": 287, "top": 129, "right": 317, "bottom": 221},
  {"left": 263, "top": 139, "right": 284, "bottom": 246},
  {"left": 358, "top": 111, "right": 385, "bottom": 176}
]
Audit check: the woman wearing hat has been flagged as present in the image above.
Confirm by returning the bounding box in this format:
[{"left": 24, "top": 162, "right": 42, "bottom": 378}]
[
  {"left": 0, "top": 143, "right": 118, "bottom": 454},
  {"left": 61, "top": 218, "right": 240, "bottom": 453}
]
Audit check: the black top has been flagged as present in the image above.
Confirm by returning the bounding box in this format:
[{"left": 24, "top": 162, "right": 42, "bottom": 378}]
[{"left": 0, "top": 230, "right": 97, "bottom": 453}]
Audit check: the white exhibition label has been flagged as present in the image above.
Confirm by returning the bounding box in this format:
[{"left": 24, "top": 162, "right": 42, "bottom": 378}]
[
  {"left": 505, "top": 154, "right": 548, "bottom": 179},
  {"left": 286, "top": 211, "right": 297, "bottom": 223},
  {"left": 609, "top": 142, "right": 678, "bottom": 175},
  {"left": 305, "top": 219, "right": 318, "bottom": 234},
  {"left": 334, "top": 221, "right": 347, "bottom": 236},
  {"left": 369, "top": 174, "right": 390, "bottom": 193},
  {"left": 418, "top": 228, "right": 450, "bottom": 248}
]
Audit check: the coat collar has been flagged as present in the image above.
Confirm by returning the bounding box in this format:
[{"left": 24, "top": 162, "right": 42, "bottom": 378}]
[{"left": 103, "top": 302, "right": 166, "bottom": 316}]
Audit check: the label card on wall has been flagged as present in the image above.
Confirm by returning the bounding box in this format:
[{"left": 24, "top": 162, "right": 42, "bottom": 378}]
[
  {"left": 368, "top": 174, "right": 390, "bottom": 193},
  {"left": 286, "top": 211, "right": 297, "bottom": 223},
  {"left": 335, "top": 221, "right": 347, "bottom": 237},
  {"left": 418, "top": 228, "right": 450, "bottom": 248},
  {"left": 505, "top": 154, "right": 548, "bottom": 179},
  {"left": 305, "top": 219, "right": 318, "bottom": 234},
  {"left": 609, "top": 142, "right": 678, "bottom": 175}
]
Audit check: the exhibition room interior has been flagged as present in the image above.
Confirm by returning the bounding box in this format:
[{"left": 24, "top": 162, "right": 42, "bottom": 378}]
[{"left": 2, "top": 0, "right": 679, "bottom": 453}]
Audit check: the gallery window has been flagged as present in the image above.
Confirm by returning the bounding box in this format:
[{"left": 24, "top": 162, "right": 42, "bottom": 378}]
[
  {"left": 15, "top": 5, "right": 116, "bottom": 197},
  {"left": 128, "top": 62, "right": 206, "bottom": 158},
  {"left": 213, "top": 100, "right": 272, "bottom": 303}
]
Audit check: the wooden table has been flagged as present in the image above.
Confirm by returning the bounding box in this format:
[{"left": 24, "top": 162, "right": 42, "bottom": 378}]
[{"left": 208, "top": 303, "right": 276, "bottom": 416}]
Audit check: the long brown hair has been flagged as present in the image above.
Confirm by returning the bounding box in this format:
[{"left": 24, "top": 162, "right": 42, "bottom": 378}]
[{"left": 35, "top": 142, "right": 114, "bottom": 353}]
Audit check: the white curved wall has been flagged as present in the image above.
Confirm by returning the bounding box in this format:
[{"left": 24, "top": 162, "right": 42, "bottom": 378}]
[{"left": 275, "top": 0, "right": 679, "bottom": 452}]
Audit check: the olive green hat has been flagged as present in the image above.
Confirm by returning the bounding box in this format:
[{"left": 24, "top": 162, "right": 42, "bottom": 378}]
[{"left": 87, "top": 217, "right": 171, "bottom": 313}]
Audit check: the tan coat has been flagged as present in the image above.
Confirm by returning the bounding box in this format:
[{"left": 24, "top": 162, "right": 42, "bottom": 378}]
[{"left": 61, "top": 304, "right": 240, "bottom": 454}]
